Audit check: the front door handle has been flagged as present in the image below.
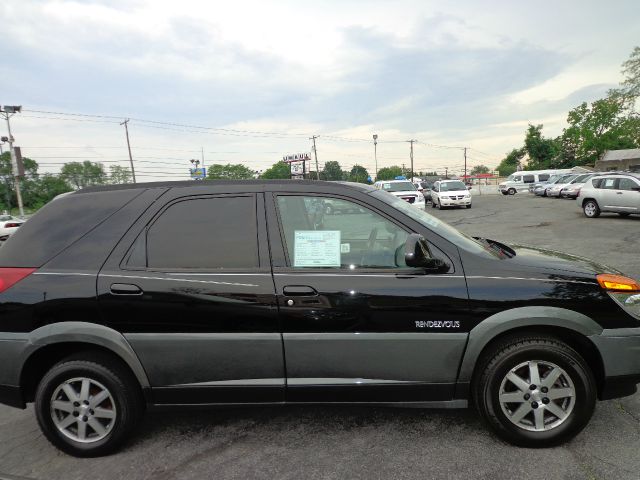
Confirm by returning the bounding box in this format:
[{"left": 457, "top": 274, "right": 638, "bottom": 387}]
[
  {"left": 616, "top": 191, "right": 623, "bottom": 195},
  {"left": 283, "top": 285, "right": 318, "bottom": 296},
  {"left": 110, "top": 283, "right": 143, "bottom": 295}
]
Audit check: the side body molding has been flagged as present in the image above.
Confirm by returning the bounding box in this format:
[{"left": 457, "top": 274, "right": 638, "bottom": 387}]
[
  {"left": 457, "top": 306, "right": 603, "bottom": 384},
  {"left": 22, "top": 322, "right": 150, "bottom": 388}
]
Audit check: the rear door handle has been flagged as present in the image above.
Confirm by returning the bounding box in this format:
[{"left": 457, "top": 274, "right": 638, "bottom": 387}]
[
  {"left": 283, "top": 285, "right": 318, "bottom": 296},
  {"left": 616, "top": 191, "right": 623, "bottom": 194},
  {"left": 110, "top": 283, "right": 143, "bottom": 295}
]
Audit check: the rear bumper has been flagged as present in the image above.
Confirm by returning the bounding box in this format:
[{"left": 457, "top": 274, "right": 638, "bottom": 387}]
[
  {"left": 0, "top": 384, "right": 25, "bottom": 409},
  {"left": 590, "top": 328, "right": 640, "bottom": 400}
]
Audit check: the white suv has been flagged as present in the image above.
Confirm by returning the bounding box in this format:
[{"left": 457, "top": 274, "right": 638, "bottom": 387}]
[
  {"left": 430, "top": 180, "right": 472, "bottom": 209},
  {"left": 578, "top": 173, "right": 640, "bottom": 218},
  {"left": 373, "top": 180, "right": 426, "bottom": 209}
]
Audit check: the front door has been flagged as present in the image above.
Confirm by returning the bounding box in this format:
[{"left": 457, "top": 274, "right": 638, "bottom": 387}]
[
  {"left": 97, "top": 192, "right": 284, "bottom": 405},
  {"left": 268, "top": 193, "right": 469, "bottom": 403}
]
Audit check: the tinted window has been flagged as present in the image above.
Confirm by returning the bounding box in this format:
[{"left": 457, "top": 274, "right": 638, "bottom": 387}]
[
  {"left": 618, "top": 178, "right": 639, "bottom": 191},
  {"left": 277, "top": 196, "right": 409, "bottom": 269},
  {"left": 538, "top": 174, "right": 550, "bottom": 181},
  {"left": 523, "top": 175, "right": 534, "bottom": 183},
  {"left": 147, "top": 196, "right": 258, "bottom": 269}
]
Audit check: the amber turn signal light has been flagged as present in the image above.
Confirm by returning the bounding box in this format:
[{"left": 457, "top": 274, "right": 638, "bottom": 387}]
[{"left": 597, "top": 273, "right": 640, "bottom": 291}]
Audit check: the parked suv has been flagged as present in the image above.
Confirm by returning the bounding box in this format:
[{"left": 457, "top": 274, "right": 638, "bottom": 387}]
[
  {"left": 373, "top": 179, "right": 426, "bottom": 209},
  {"left": 578, "top": 173, "right": 640, "bottom": 218},
  {"left": 1, "top": 180, "right": 640, "bottom": 456},
  {"left": 430, "top": 180, "right": 472, "bottom": 209}
]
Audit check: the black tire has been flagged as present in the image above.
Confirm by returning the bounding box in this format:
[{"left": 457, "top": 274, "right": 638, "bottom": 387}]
[
  {"left": 473, "top": 335, "right": 596, "bottom": 447},
  {"left": 583, "top": 200, "right": 600, "bottom": 218},
  {"left": 35, "top": 352, "right": 144, "bottom": 457},
  {"left": 501, "top": 191, "right": 509, "bottom": 196},
  {"left": 508, "top": 188, "right": 516, "bottom": 195},
  {"left": 466, "top": 204, "right": 472, "bottom": 209}
]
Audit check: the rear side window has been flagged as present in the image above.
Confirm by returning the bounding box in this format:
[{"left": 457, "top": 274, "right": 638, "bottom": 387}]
[
  {"left": 522, "top": 175, "right": 535, "bottom": 183},
  {"left": 146, "top": 196, "right": 258, "bottom": 269},
  {"left": 538, "top": 174, "right": 550, "bottom": 181}
]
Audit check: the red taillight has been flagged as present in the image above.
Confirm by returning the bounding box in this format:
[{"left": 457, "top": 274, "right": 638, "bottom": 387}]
[
  {"left": 4, "top": 223, "right": 20, "bottom": 228},
  {"left": 0, "top": 268, "right": 36, "bottom": 293}
]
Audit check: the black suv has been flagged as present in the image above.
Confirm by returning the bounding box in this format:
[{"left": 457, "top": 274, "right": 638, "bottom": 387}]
[{"left": 1, "top": 180, "right": 639, "bottom": 456}]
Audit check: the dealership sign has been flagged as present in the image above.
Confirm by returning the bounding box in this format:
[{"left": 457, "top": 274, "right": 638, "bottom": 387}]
[{"left": 283, "top": 153, "right": 311, "bottom": 163}]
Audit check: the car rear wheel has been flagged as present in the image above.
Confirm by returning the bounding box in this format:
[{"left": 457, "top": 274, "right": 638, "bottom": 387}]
[
  {"left": 508, "top": 188, "right": 516, "bottom": 195},
  {"left": 35, "top": 353, "right": 144, "bottom": 457},
  {"left": 473, "top": 335, "right": 596, "bottom": 447},
  {"left": 583, "top": 200, "right": 600, "bottom": 218}
]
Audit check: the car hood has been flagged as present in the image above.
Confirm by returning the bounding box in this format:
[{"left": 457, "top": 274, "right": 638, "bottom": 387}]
[{"left": 500, "top": 242, "right": 621, "bottom": 276}]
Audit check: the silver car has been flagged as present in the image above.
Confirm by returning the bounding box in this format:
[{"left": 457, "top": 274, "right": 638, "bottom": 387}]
[
  {"left": 578, "top": 173, "right": 640, "bottom": 218},
  {"left": 559, "top": 173, "right": 597, "bottom": 199}
]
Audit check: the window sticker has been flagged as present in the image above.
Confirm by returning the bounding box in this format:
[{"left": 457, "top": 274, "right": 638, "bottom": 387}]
[
  {"left": 340, "top": 243, "right": 350, "bottom": 253},
  {"left": 294, "top": 230, "right": 341, "bottom": 267}
]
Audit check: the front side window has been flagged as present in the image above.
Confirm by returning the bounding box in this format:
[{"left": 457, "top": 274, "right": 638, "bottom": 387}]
[
  {"left": 512, "top": 176, "right": 522, "bottom": 183},
  {"left": 146, "top": 196, "right": 258, "bottom": 269},
  {"left": 601, "top": 178, "right": 618, "bottom": 190},
  {"left": 277, "top": 196, "right": 409, "bottom": 269}
]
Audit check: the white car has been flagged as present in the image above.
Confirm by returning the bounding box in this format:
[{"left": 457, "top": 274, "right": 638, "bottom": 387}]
[
  {"left": 0, "top": 215, "right": 25, "bottom": 243},
  {"left": 373, "top": 180, "right": 426, "bottom": 208},
  {"left": 430, "top": 180, "right": 472, "bottom": 209}
]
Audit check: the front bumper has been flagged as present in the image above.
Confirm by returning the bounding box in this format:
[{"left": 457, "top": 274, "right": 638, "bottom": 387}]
[
  {"left": 590, "top": 327, "right": 640, "bottom": 400},
  {"left": 439, "top": 198, "right": 471, "bottom": 207}
]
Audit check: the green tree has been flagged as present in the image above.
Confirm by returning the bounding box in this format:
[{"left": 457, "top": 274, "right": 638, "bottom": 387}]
[
  {"left": 375, "top": 165, "right": 403, "bottom": 180},
  {"left": 60, "top": 161, "right": 107, "bottom": 189},
  {"left": 610, "top": 46, "right": 640, "bottom": 104},
  {"left": 0, "top": 151, "right": 39, "bottom": 212},
  {"left": 496, "top": 149, "right": 524, "bottom": 176},
  {"left": 207, "top": 163, "right": 255, "bottom": 180},
  {"left": 470, "top": 165, "right": 490, "bottom": 175},
  {"left": 320, "top": 161, "right": 345, "bottom": 181},
  {"left": 260, "top": 161, "right": 291, "bottom": 179},
  {"left": 348, "top": 164, "right": 369, "bottom": 183},
  {"left": 22, "top": 174, "right": 72, "bottom": 210},
  {"left": 523, "top": 124, "right": 560, "bottom": 170},
  {"left": 109, "top": 165, "right": 133, "bottom": 184},
  {"left": 561, "top": 95, "right": 639, "bottom": 166}
]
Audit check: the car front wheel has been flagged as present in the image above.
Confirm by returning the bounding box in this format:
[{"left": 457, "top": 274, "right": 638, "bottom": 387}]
[
  {"left": 474, "top": 335, "right": 596, "bottom": 447},
  {"left": 583, "top": 200, "right": 600, "bottom": 218},
  {"left": 35, "top": 353, "right": 144, "bottom": 457},
  {"left": 508, "top": 188, "right": 516, "bottom": 195}
]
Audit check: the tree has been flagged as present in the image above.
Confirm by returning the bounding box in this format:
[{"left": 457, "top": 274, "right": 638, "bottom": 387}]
[
  {"left": 496, "top": 149, "right": 524, "bottom": 177},
  {"left": 523, "top": 124, "right": 560, "bottom": 170},
  {"left": 260, "top": 161, "right": 291, "bottom": 179},
  {"left": 0, "top": 151, "right": 39, "bottom": 212},
  {"left": 611, "top": 46, "right": 640, "bottom": 105},
  {"left": 470, "top": 165, "right": 490, "bottom": 175},
  {"left": 109, "top": 165, "right": 133, "bottom": 184},
  {"left": 320, "top": 161, "right": 345, "bottom": 181},
  {"left": 348, "top": 164, "right": 369, "bottom": 183},
  {"left": 60, "top": 161, "right": 107, "bottom": 189},
  {"left": 207, "top": 163, "right": 255, "bottom": 180},
  {"left": 375, "top": 165, "right": 403, "bottom": 180},
  {"left": 561, "top": 94, "right": 639, "bottom": 166},
  {"left": 22, "top": 174, "right": 72, "bottom": 209}
]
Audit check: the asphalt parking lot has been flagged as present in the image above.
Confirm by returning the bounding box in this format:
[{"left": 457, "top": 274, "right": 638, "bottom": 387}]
[{"left": 1, "top": 193, "right": 639, "bottom": 480}]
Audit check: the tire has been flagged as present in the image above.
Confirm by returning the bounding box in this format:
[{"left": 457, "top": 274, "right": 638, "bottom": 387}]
[
  {"left": 35, "top": 353, "right": 144, "bottom": 457},
  {"left": 466, "top": 204, "right": 472, "bottom": 209},
  {"left": 473, "top": 335, "right": 596, "bottom": 448},
  {"left": 501, "top": 191, "right": 508, "bottom": 196},
  {"left": 583, "top": 200, "right": 600, "bottom": 218},
  {"left": 508, "top": 188, "right": 516, "bottom": 195},
  {"left": 618, "top": 212, "right": 630, "bottom": 217},
  {"left": 542, "top": 189, "right": 547, "bottom": 197}
]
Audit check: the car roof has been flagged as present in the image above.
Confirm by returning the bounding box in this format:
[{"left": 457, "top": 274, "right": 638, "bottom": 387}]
[{"left": 76, "top": 179, "right": 376, "bottom": 195}]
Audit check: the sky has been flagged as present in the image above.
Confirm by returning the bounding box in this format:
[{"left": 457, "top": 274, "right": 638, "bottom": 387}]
[{"left": 1, "top": 0, "right": 639, "bottom": 181}]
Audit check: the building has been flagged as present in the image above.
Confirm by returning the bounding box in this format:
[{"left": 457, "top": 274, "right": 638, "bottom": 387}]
[{"left": 595, "top": 148, "right": 640, "bottom": 172}]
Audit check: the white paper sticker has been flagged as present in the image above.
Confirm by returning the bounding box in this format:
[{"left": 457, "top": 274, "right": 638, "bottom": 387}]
[
  {"left": 294, "top": 230, "right": 341, "bottom": 267},
  {"left": 340, "top": 243, "right": 350, "bottom": 253}
]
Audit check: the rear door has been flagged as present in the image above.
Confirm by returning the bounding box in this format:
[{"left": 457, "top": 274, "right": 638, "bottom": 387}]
[
  {"left": 267, "top": 192, "right": 469, "bottom": 403},
  {"left": 97, "top": 190, "right": 284, "bottom": 405}
]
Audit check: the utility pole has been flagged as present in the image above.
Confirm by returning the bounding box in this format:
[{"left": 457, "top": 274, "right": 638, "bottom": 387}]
[
  {"left": 201, "top": 147, "right": 205, "bottom": 169},
  {"left": 407, "top": 139, "right": 417, "bottom": 182},
  {"left": 445, "top": 167, "right": 448, "bottom": 179},
  {"left": 310, "top": 135, "right": 320, "bottom": 180},
  {"left": 1, "top": 106, "right": 24, "bottom": 216},
  {"left": 120, "top": 119, "right": 137, "bottom": 183},
  {"left": 464, "top": 147, "right": 467, "bottom": 181},
  {"left": 373, "top": 134, "right": 378, "bottom": 180}
]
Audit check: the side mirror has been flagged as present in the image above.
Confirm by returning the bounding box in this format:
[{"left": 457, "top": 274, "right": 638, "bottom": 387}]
[{"left": 404, "top": 233, "right": 449, "bottom": 271}]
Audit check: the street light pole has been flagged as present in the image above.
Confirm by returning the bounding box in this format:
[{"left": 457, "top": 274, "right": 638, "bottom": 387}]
[
  {"left": 407, "top": 139, "right": 416, "bottom": 183},
  {"left": 373, "top": 134, "right": 378, "bottom": 180},
  {"left": 1, "top": 106, "right": 24, "bottom": 216}
]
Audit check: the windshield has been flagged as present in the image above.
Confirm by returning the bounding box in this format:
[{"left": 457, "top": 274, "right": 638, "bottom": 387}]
[
  {"left": 558, "top": 174, "right": 578, "bottom": 184},
  {"left": 439, "top": 181, "right": 466, "bottom": 191},
  {"left": 380, "top": 181, "right": 416, "bottom": 192},
  {"left": 570, "top": 174, "right": 592, "bottom": 184},
  {"left": 371, "top": 190, "right": 495, "bottom": 257}
]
